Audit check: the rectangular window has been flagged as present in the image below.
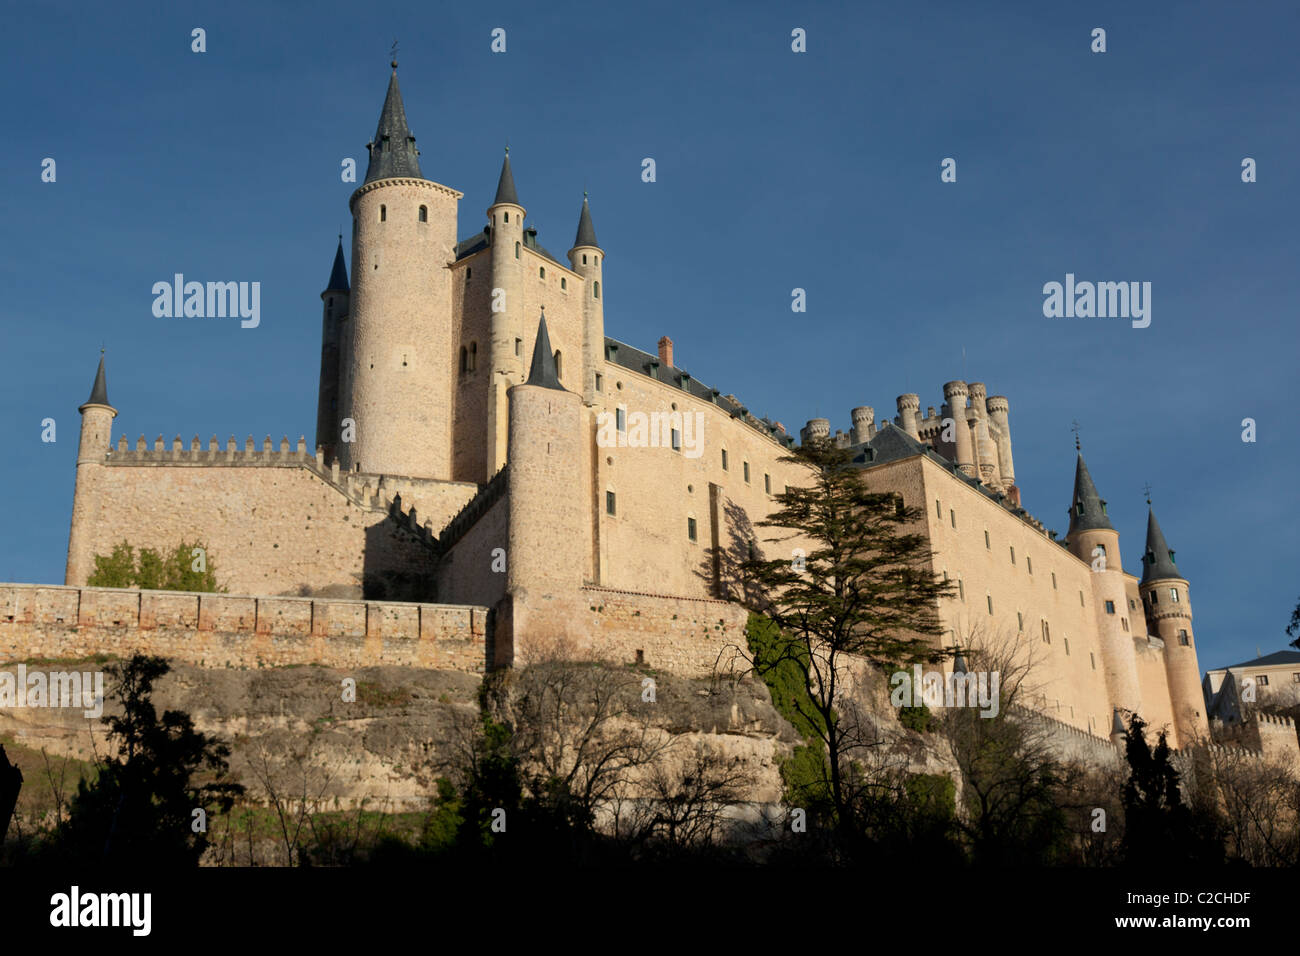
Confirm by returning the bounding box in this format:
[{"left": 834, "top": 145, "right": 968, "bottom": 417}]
[
  {"left": 986, "top": 594, "right": 993, "bottom": 614},
  {"left": 515, "top": 338, "right": 522, "bottom": 357},
  {"left": 605, "top": 491, "right": 616, "bottom": 516},
  {"left": 958, "top": 579, "right": 965, "bottom": 602},
  {"left": 1179, "top": 630, "right": 1190, "bottom": 646},
  {"left": 1064, "top": 637, "right": 1070, "bottom": 655},
  {"left": 616, "top": 407, "right": 626, "bottom": 432},
  {"left": 1009, "top": 546, "right": 1015, "bottom": 565},
  {"left": 1090, "top": 652, "right": 1096, "bottom": 670},
  {"left": 721, "top": 449, "right": 728, "bottom": 470},
  {"left": 1257, "top": 675, "right": 1269, "bottom": 686},
  {"left": 1052, "top": 572, "right": 1057, "bottom": 590},
  {"left": 1017, "top": 612, "right": 1024, "bottom": 632},
  {"left": 594, "top": 373, "right": 603, "bottom": 391},
  {"left": 1170, "top": 588, "right": 1180, "bottom": 603},
  {"left": 743, "top": 461, "right": 750, "bottom": 483},
  {"left": 671, "top": 429, "right": 681, "bottom": 452},
  {"left": 764, "top": 474, "right": 771, "bottom": 493},
  {"left": 1292, "top": 673, "right": 1300, "bottom": 683},
  {"left": 1128, "top": 598, "right": 1135, "bottom": 610},
  {"left": 950, "top": 509, "right": 956, "bottom": 529},
  {"left": 1121, "top": 617, "right": 1128, "bottom": 632},
  {"left": 1026, "top": 556, "right": 1032, "bottom": 574},
  {"left": 1150, "top": 591, "right": 1157, "bottom": 605},
  {"left": 1104, "top": 600, "right": 1115, "bottom": 614},
  {"left": 984, "top": 530, "right": 990, "bottom": 549},
  {"left": 936, "top": 499, "right": 942, "bottom": 519},
  {"left": 687, "top": 517, "right": 697, "bottom": 541},
  {"left": 1042, "top": 620, "right": 1050, "bottom": 643},
  {"left": 1080, "top": 590, "right": 1085, "bottom": 607}
]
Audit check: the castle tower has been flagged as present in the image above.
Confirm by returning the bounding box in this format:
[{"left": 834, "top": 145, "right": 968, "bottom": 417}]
[
  {"left": 66, "top": 353, "right": 117, "bottom": 585},
  {"left": 850, "top": 406, "right": 874, "bottom": 444},
  {"left": 341, "top": 63, "right": 462, "bottom": 478},
  {"left": 896, "top": 394, "right": 920, "bottom": 440},
  {"left": 986, "top": 395, "right": 1015, "bottom": 485},
  {"left": 800, "top": 418, "right": 830, "bottom": 445},
  {"left": 968, "top": 383, "right": 1001, "bottom": 486},
  {"left": 315, "top": 237, "right": 350, "bottom": 462},
  {"left": 502, "top": 315, "right": 584, "bottom": 663},
  {"left": 567, "top": 194, "right": 604, "bottom": 407},
  {"left": 485, "top": 149, "right": 526, "bottom": 477},
  {"left": 942, "top": 382, "right": 974, "bottom": 475},
  {"left": 1139, "top": 508, "right": 1209, "bottom": 747},
  {"left": 1065, "top": 453, "right": 1142, "bottom": 718}
]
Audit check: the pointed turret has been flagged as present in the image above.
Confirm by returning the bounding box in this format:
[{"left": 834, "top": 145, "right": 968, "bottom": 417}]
[
  {"left": 363, "top": 65, "right": 423, "bottom": 184},
  {"left": 493, "top": 150, "right": 519, "bottom": 206},
  {"left": 325, "top": 237, "right": 349, "bottom": 293},
  {"left": 1140, "top": 508, "right": 1180, "bottom": 584},
  {"left": 82, "top": 352, "right": 111, "bottom": 409},
  {"left": 1067, "top": 453, "right": 1114, "bottom": 534},
  {"left": 526, "top": 314, "right": 564, "bottom": 390},
  {"left": 572, "top": 195, "right": 599, "bottom": 250}
]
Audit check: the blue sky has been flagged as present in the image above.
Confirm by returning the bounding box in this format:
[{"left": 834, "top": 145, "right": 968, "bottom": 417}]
[{"left": 1, "top": 1, "right": 1296, "bottom": 672}]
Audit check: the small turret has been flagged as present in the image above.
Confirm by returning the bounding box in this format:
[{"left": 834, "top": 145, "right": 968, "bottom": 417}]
[
  {"left": 364, "top": 63, "right": 423, "bottom": 184},
  {"left": 67, "top": 352, "right": 118, "bottom": 585},
  {"left": 941, "top": 382, "right": 973, "bottom": 475},
  {"left": 568, "top": 193, "right": 604, "bottom": 407},
  {"left": 316, "top": 237, "right": 351, "bottom": 460},
  {"left": 485, "top": 148, "right": 528, "bottom": 476},
  {"left": 896, "top": 394, "right": 921, "bottom": 440}
]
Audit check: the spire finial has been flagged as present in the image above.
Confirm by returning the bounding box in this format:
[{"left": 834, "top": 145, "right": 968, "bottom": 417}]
[
  {"left": 1071, "top": 419, "right": 1081, "bottom": 451},
  {"left": 390, "top": 38, "right": 398, "bottom": 69},
  {"left": 1143, "top": 481, "right": 1152, "bottom": 506}
]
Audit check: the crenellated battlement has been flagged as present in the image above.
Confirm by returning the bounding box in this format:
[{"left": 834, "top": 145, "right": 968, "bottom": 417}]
[
  {"left": 438, "top": 466, "right": 509, "bottom": 552},
  {"left": 108, "top": 433, "right": 314, "bottom": 466}
]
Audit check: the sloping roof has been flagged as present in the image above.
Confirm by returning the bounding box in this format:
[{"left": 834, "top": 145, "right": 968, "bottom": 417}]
[
  {"left": 364, "top": 69, "right": 424, "bottom": 184},
  {"left": 326, "top": 238, "right": 349, "bottom": 292},
  {"left": 1067, "top": 453, "right": 1115, "bottom": 534},
  {"left": 493, "top": 151, "right": 519, "bottom": 206},
  {"left": 1140, "top": 507, "right": 1181, "bottom": 584},
  {"left": 454, "top": 229, "right": 490, "bottom": 259},
  {"left": 1222, "top": 650, "right": 1300, "bottom": 671},
  {"left": 573, "top": 196, "right": 598, "bottom": 249},
  {"left": 83, "top": 353, "right": 110, "bottom": 407},
  {"left": 526, "top": 315, "right": 564, "bottom": 389}
]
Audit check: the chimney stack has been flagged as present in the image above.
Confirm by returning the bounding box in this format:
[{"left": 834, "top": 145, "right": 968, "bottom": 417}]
[{"left": 658, "top": 335, "right": 674, "bottom": 369}]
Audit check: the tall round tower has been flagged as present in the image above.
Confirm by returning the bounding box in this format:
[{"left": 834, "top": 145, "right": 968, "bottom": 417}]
[
  {"left": 1139, "top": 508, "right": 1209, "bottom": 748},
  {"left": 315, "top": 237, "right": 350, "bottom": 463},
  {"left": 941, "top": 382, "right": 973, "bottom": 475},
  {"left": 1066, "top": 452, "right": 1142, "bottom": 718},
  {"left": 66, "top": 353, "right": 116, "bottom": 585},
  {"left": 485, "top": 149, "right": 526, "bottom": 478},
  {"left": 341, "top": 63, "right": 462, "bottom": 479},
  {"left": 567, "top": 194, "right": 604, "bottom": 407}
]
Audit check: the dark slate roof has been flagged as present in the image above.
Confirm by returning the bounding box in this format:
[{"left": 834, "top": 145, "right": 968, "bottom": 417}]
[
  {"left": 523, "top": 227, "right": 564, "bottom": 266},
  {"left": 602, "top": 337, "right": 796, "bottom": 448},
  {"left": 573, "top": 196, "right": 598, "bottom": 249},
  {"left": 363, "top": 69, "right": 423, "bottom": 184},
  {"left": 1140, "top": 508, "right": 1181, "bottom": 584},
  {"left": 850, "top": 423, "right": 1006, "bottom": 503},
  {"left": 325, "top": 238, "right": 349, "bottom": 292},
  {"left": 493, "top": 151, "right": 520, "bottom": 205},
  {"left": 526, "top": 315, "right": 564, "bottom": 389},
  {"left": 1221, "top": 650, "right": 1300, "bottom": 671},
  {"left": 1067, "top": 453, "right": 1114, "bottom": 534},
  {"left": 84, "top": 353, "right": 109, "bottom": 407},
  {"left": 454, "top": 229, "right": 490, "bottom": 259}
]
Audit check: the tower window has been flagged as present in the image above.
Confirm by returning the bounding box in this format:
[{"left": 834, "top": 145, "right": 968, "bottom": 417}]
[
  {"left": 687, "top": 517, "right": 697, "bottom": 541},
  {"left": 1121, "top": 617, "right": 1128, "bottom": 631},
  {"left": 554, "top": 351, "right": 562, "bottom": 380},
  {"left": 418, "top": 205, "right": 427, "bottom": 222},
  {"left": 466, "top": 267, "right": 472, "bottom": 281},
  {"left": 1170, "top": 588, "right": 1180, "bottom": 603},
  {"left": 616, "top": 408, "right": 626, "bottom": 432},
  {"left": 540, "top": 267, "right": 546, "bottom": 279},
  {"left": 1042, "top": 620, "right": 1050, "bottom": 643},
  {"left": 515, "top": 242, "right": 520, "bottom": 259},
  {"left": 950, "top": 509, "right": 956, "bottom": 529},
  {"left": 459, "top": 346, "right": 468, "bottom": 374},
  {"left": 1064, "top": 637, "right": 1069, "bottom": 655},
  {"left": 1051, "top": 572, "right": 1057, "bottom": 589},
  {"left": 561, "top": 277, "right": 567, "bottom": 290},
  {"left": 1090, "top": 652, "right": 1096, "bottom": 670},
  {"left": 984, "top": 530, "right": 990, "bottom": 549},
  {"left": 1010, "top": 546, "right": 1016, "bottom": 565},
  {"left": 594, "top": 281, "right": 600, "bottom": 300},
  {"left": 671, "top": 428, "right": 681, "bottom": 452},
  {"left": 1128, "top": 598, "right": 1135, "bottom": 610},
  {"left": 583, "top": 254, "right": 587, "bottom": 265},
  {"left": 1178, "top": 630, "right": 1189, "bottom": 646},
  {"left": 1026, "top": 556, "right": 1032, "bottom": 574},
  {"left": 936, "top": 499, "right": 942, "bottom": 519},
  {"left": 743, "top": 462, "right": 750, "bottom": 483},
  {"left": 958, "top": 579, "right": 965, "bottom": 602},
  {"left": 606, "top": 491, "right": 616, "bottom": 516},
  {"left": 1104, "top": 600, "right": 1115, "bottom": 614},
  {"left": 379, "top": 205, "right": 386, "bottom": 222},
  {"left": 594, "top": 373, "right": 603, "bottom": 391},
  {"left": 721, "top": 449, "right": 729, "bottom": 471},
  {"left": 986, "top": 594, "right": 993, "bottom": 614},
  {"left": 504, "top": 212, "right": 509, "bottom": 223},
  {"left": 1017, "top": 612, "right": 1024, "bottom": 632},
  {"left": 1079, "top": 590, "right": 1085, "bottom": 606},
  {"left": 515, "top": 338, "right": 522, "bottom": 357},
  {"left": 764, "top": 474, "right": 771, "bottom": 493}
]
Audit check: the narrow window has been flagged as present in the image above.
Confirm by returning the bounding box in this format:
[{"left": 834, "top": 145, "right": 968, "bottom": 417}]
[
  {"left": 1105, "top": 600, "right": 1115, "bottom": 614},
  {"left": 379, "top": 204, "right": 386, "bottom": 222},
  {"left": 1010, "top": 546, "right": 1016, "bottom": 565},
  {"left": 1052, "top": 572, "right": 1057, "bottom": 589},
  {"left": 1150, "top": 591, "right": 1157, "bottom": 605},
  {"left": 936, "top": 499, "right": 942, "bottom": 518},
  {"left": 582, "top": 253, "right": 588, "bottom": 265},
  {"left": 1170, "top": 587, "right": 1180, "bottom": 603},
  {"left": 1090, "top": 652, "right": 1096, "bottom": 670},
  {"left": 515, "top": 242, "right": 520, "bottom": 259},
  {"left": 1178, "top": 630, "right": 1190, "bottom": 646},
  {"left": 561, "top": 277, "right": 567, "bottom": 290},
  {"left": 671, "top": 428, "right": 681, "bottom": 452},
  {"left": 1042, "top": 620, "right": 1050, "bottom": 643},
  {"left": 1079, "top": 590, "right": 1085, "bottom": 607},
  {"left": 459, "top": 346, "right": 468, "bottom": 374},
  {"left": 554, "top": 351, "right": 562, "bottom": 380},
  {"left": 1017, "top": 612, "right": 1024, "bottom": 632},
  {"left": 504, "top": 211, "right": 509, "bottom": 223},
  {"left": 950, "top": 509, "right": 956, "bottom": 529},
  {"left": 515, "top": 338, "right": 522, "bottom": 357},
  {"left": 466, "top": 267, "right": 472, "bottom": 281},
  {"left": 540, "top": 266, "right": 546, "bottom": 279},
  {"left": 688, "top": 517, "right": 698, "bottom": 541},
  {"left": 748, "top": 540, "right": 759, "bottom": 561},
  {"left": 616, "top": 408, "right": 626, "bottom": 432},
  {"left": 1121, "top": 617, "right": 1128, "bottom": 632},
  {"left": 721, "top": 449, "right": 729, "bottom": 470},
  {"left": 764, "top": 474, "right": 771, "bottom": 493},
  {"left": 594, "top": 373, "right": 603, "bottom": 391},
  {"left": 1128, "top": 598, "right": 1135, "bottom": 610},
  {"left": 1064, "top": 637, "right": 1070, "bottom": 655},
  {"left": 594, "top": 280, "right": 600, "bottom": 300},
  {"left": 469, "top": 342, "right": 476, "bottom": 371},
  {"left": 958, "top": 579, "right": 965, "bottom": 602},
  {"left": 1026, "top": 556, "right": 1033, "bottom": 575},
  {"left": 986, "top": 594, "right": 993, "bottom": 615},
  {"left": 606, "top": 491, "right": 616, "bottom": 516},
  {"left": 984, "top": 530, "right": 990, "bottom": 549},
  {"left": 743, "top": 461, "right": 750, "bottom": 483},
  {"left": 418, "top": 205, "right": 427, "bottom": 222}
]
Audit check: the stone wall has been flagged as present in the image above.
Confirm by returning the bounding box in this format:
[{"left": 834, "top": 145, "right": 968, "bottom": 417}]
[{"left": 0, "top": 583, "right": 488, "bottom": 673}]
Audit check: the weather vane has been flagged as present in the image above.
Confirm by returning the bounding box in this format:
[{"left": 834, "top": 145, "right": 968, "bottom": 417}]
[
  {"left": 1070, "top": 420, "right": 1081, "bottom": 451},
  {"left": 1143, "top": 482, "right": 1152, "bottom": 505},
  {"left": 390, "top": 39, "right": 398, "bottom": 68}
]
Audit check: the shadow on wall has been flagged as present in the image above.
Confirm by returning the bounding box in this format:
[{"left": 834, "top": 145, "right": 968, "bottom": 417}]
[
  {"left": 361, "top": 517, "right": 437, "bottom": 602},
  {"left": 695, "top": 498, "right": 767, "bottom": 608}
]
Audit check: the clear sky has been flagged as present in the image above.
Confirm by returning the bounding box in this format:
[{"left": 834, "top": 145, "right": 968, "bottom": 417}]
[{"left": 1, "top": 1, "right": 1296, "bottom": 673}]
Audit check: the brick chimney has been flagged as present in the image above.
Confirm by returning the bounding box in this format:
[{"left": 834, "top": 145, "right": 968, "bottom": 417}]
[{"left": 657, "top": 336, "right": 674, "bottom": 369}]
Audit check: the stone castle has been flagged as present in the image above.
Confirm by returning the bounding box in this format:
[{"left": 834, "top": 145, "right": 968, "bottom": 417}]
[{"left": 17, "top": 64, "right": 1291, "bottom": 763}]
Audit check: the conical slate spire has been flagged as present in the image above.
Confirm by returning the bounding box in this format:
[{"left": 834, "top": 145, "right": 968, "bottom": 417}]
[
  {"left": 525, "top": 314, "right": 564, "bottom": 390},
  {"left": 1067, "top": 453, "right": 1114, "bottom": 534},
  {"left": 492, "top": 149, "right": 519, "bottom": 206},
  {"left": 1141, "top": 508, "right": 1181, "bottom": 584},
  {"left": 83, "top": 352, "right": 110, "bottom": 408},
  {"left": 573, "top": 195, "right": 598, "bottom": 249},
  {"left": 364, "top": 67, "right": 423, "bottom": 184},
  {"left": 326, "top": 237, "right": 349, "bottom": 292}
]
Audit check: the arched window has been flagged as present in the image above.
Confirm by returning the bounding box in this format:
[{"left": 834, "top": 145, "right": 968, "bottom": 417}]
[
  {"left": 582, "top": 254, "right": 587, "bottom": 265},
  {"left": 594, "top": 280, "right": 600, "bottom": 300},
  {"left": 553, "top": 350, "right": 562, "bottom": 380},
  {"left": 379, "top": 205, "right": 386, "bottom": 222},
  {"left": 561, "top": 277, "right": 567, "bottom": 290},
  {"left": 504, "top": 211, "right": 510, "bottom": 223},
  {"left": 515, "top": 242, "right": 520, "bottom": 259},
  {"left": 418, "top": 206, "right": 428, "bottom": 222},
  {"left": 466, "top": 267, "right": 472, "bottom": 281},
  {"left": 539, "top": 266, "right": 546, "bottom": 279}
]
